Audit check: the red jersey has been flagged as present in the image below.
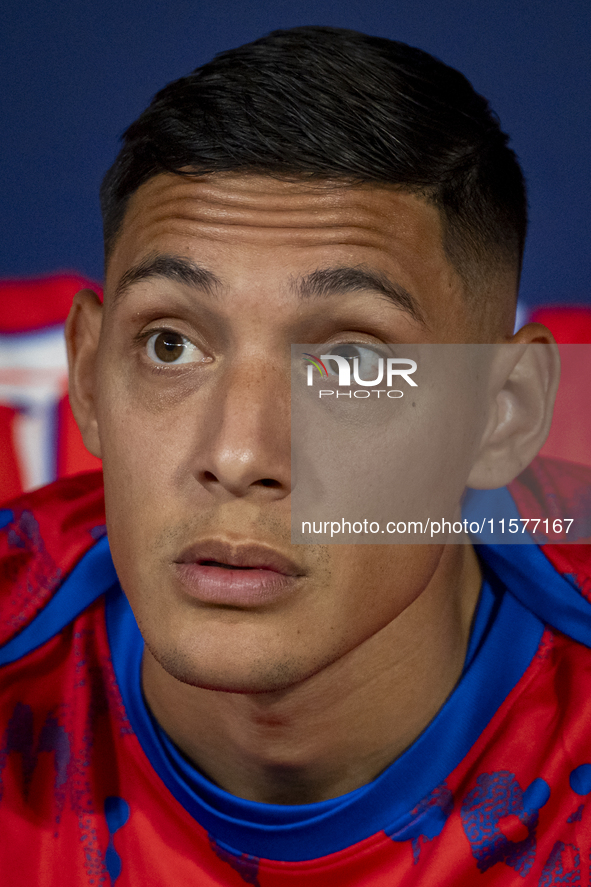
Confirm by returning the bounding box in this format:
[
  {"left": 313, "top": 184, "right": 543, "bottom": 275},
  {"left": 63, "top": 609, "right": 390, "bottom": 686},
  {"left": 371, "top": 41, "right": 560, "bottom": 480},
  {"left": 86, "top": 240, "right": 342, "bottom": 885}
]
[{"left": 1, "top": 468, "right": 591, "bottom": 885}]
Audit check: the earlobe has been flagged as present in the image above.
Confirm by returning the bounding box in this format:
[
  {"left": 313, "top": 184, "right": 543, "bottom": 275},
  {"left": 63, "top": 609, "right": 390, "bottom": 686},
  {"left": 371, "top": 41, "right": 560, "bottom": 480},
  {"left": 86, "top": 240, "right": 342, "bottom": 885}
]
[
  {"left": 466, "top": 324, "right": 560, "bottom": 490},
  {"left": 64, "top": 289, "right": 104, "bottom": 459}
]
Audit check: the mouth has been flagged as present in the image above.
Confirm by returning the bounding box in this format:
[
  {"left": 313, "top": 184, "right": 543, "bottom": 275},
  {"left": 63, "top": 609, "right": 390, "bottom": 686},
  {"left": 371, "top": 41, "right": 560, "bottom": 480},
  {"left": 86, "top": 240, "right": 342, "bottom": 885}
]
[{"left": 173, "top": 541, "right": 304, "bottom": 607}]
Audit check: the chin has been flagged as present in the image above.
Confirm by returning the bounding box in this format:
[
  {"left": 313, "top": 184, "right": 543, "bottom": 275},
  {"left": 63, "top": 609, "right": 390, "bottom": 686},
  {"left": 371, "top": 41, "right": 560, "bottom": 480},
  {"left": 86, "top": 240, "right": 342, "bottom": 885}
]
[{"left": 152, "top": 641, "right": 314, "bottom": 695}]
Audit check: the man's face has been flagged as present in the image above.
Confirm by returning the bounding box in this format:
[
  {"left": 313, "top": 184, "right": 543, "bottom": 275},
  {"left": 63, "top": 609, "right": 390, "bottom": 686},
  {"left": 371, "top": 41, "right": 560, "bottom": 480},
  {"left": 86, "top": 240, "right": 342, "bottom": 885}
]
[{"left": 91, "top": 173, "right": 501, "bottom": 693}]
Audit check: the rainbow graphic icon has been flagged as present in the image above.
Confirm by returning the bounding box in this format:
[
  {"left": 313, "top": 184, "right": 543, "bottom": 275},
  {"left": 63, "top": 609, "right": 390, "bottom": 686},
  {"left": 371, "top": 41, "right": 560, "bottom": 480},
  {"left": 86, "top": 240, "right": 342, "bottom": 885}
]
[{"left": 302, "top": 353, "right": 328, "bottom": 378}]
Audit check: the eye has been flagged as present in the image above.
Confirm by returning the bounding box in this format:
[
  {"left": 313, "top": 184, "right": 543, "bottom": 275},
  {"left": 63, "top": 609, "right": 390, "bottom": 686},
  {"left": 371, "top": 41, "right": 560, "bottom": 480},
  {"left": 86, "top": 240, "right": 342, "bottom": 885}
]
[
  {"left": 324, "top": 344, "right": 383, "bottom": 378},
  {"left": 145, "top": 330, "right": 206, "bottom": 365}
]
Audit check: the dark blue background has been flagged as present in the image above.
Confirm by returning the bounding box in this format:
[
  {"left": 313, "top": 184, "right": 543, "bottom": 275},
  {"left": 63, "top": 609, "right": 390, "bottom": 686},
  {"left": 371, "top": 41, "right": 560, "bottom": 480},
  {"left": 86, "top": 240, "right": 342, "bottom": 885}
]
[{"left": 1, "top": 0, "right": 589, "bottom": 309}]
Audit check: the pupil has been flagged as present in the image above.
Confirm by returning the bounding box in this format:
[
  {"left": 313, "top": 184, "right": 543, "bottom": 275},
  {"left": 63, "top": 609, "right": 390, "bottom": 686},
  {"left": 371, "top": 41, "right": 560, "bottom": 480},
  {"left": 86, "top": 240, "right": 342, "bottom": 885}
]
[
  {"left": 333, "top": 345, "right": 360, "bottom": 364},
  {"left": 154, "top": 332, "right": 184, "bottom": 362}
]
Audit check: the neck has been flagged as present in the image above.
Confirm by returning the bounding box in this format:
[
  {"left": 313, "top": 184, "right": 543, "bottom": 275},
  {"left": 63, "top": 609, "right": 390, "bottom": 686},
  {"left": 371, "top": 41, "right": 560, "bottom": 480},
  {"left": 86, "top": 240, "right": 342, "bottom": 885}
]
[{"left": 142, "top": 544, "right": 481, "bottom": 805}]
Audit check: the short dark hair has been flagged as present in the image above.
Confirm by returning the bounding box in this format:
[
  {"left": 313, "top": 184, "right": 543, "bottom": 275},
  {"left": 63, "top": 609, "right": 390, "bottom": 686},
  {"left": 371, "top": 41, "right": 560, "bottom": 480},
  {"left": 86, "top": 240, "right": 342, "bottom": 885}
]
[{"left": 100, "top": 26, "right": 526, "bottom": 297}]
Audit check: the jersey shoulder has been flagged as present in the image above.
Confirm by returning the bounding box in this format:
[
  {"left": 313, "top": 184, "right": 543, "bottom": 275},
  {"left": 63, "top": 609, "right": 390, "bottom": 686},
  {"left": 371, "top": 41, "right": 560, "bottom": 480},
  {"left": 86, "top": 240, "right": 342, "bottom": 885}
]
[
  {"left": 510, "top": 455, "right": 591, "bottom": 593},
  {"left": 0, "top": 471, "right": 105, "bottom": 646}
]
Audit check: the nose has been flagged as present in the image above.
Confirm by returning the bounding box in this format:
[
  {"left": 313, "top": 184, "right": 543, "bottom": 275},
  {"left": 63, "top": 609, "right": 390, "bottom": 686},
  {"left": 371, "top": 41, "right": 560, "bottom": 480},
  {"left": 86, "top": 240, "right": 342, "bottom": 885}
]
[{"left": 191, "top": 357, "right": 291, "bottom": 501}]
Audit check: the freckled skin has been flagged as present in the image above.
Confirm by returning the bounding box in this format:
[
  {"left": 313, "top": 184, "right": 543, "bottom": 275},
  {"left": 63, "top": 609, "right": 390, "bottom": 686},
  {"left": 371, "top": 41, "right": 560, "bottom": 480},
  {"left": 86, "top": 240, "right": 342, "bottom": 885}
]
[{"left": 67, "top": 172, "right": 540, "bottom": 804}]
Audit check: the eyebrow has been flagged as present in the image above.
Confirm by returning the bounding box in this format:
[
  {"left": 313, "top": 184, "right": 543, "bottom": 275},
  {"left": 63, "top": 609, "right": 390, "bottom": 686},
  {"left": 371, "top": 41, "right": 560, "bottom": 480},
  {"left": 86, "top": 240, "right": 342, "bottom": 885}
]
[
  {"left": 292, "top": 266, "right": 426, "bottom": 326},
  {"left": 112, "top": 255, "right": 426, "bottom": 326},
  {"left": 112, "top": 255, "right": 223, "bottom": 306}
]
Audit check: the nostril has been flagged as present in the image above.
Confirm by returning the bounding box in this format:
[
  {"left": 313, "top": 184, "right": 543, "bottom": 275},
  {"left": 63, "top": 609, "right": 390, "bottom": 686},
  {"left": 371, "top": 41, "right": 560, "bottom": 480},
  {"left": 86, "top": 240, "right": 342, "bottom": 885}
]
[{"left": 259, "top": 478, "right": 280, "bottom": 488}]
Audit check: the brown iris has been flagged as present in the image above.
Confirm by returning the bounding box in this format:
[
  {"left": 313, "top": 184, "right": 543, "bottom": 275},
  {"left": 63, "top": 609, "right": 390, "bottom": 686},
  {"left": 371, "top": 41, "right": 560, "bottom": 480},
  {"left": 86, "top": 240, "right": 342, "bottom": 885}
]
[{"left": 153, "top": 332, "right": 185, "bottom": 362}]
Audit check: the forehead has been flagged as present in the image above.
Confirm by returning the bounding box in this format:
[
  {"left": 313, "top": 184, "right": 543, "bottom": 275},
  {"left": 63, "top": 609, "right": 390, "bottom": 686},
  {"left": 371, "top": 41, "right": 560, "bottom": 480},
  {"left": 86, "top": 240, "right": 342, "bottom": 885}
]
[{"left": 105, "top": 172, "right": 471, "bottom": 339}]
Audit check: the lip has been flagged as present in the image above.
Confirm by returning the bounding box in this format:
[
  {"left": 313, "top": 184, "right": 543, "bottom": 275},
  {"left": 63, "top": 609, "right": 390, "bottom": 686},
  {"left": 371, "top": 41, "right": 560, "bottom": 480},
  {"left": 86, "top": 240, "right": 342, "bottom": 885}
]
[{"left": 173, "top": 540, "right": 304, "bottom": 607}]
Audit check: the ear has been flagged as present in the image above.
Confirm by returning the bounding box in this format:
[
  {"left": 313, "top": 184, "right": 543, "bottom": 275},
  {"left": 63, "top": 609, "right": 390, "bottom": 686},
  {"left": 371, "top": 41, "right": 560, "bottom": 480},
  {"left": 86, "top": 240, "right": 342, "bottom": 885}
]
[
  {"left": 64, "top": 289, "right": 104, "bottom": 459},
  {"left": 466, "top": 323, "right": 561, "bottom": 489}
]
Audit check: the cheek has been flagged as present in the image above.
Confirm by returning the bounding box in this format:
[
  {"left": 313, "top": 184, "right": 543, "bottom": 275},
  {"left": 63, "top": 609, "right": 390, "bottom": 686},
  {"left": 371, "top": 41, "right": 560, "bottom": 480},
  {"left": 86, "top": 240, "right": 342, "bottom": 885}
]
[
  {"left": 328, "top": 544, "right": 444, "bottom": 634},
  {"left": 96, "top": 357, "right": 192, "bottom": 494},
  {"left": 95, "top": 382, "right": 190, "bottom": 584}
]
